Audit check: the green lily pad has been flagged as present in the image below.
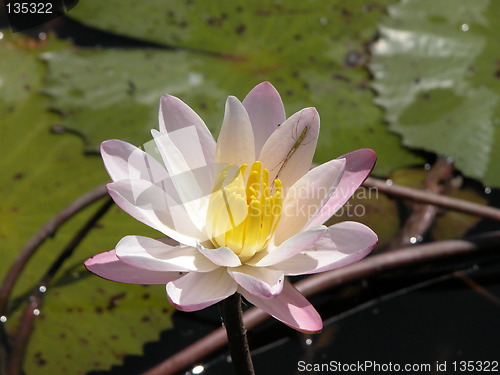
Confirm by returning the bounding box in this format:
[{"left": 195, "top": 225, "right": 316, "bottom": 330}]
[
  {"left": 0, "top": 33, "right": 173, "bottom": 375},
  {"left": 42, "top": 0, "right": 423, "bottom": 175},
  {"left": 371, "top": 0, "right": 500, "bottom": 186}
]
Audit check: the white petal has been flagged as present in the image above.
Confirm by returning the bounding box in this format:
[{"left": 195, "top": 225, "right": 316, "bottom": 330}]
[
  {"left": 240, "top": 280, "right": 323, "bottom": 333},
  {"left": 228, "top": 265, "right": 284, "bottom": 299},
  {"left": 215, "top": 96, "right": 255, "bottom": 167},
  {"left": 150, "top": 129, "right": 212, "bottom": 196},
  {"left": 250, "top": 226, "right": 326, "bottom": 267},
  {"left": 259, "top": 108, "right": 319, "bottom": 189},
  {"left": 166, "top": 268, "right": 237, "bottom": 311},
  {"left": 274, "top": 158, "right": 346, "bottom": 245},
  {"left": 275, "top": 221, "right": 377, "bottom": 275},
  {"left": 101, "top": 139, "right": 170, "bottom": 183},
  {"left": 158, "top": 94, "right": 216, "bottom": 169},
  {"left": 149, "top": 129, "right": 211, "bottom": 233},
  {"left": 107, "top": 179, "right": 203, "bottom": 246},
  {"left": 116, "top": 235, "right": 218, "bottom": 272},
  {"left": 242, "top": 82, "right": 286, "bottom": 157},
  {"left": 197, "top": 242, "right": 242, "bottom": 267}
]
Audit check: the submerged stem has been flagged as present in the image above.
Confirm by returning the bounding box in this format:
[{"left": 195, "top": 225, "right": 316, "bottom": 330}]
[
  {"left": 222, "top": 293, "right": 255, "bottom": 375},
  {"left": 0, "top": 184, "right": 108, "bottom": 317},
  {"left": 363, "top": 177, "right": 500, "bottom": 221}
]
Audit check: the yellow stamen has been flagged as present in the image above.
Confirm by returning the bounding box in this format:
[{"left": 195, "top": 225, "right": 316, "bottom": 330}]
[{"left": 207, "top": 161, "right": 283, "bottom": 260}]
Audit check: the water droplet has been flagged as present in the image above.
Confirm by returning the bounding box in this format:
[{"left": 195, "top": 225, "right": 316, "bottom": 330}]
[
  {"left": 424, "top": 163, "right": 431, "bottom": 171},
  {"left": 385, "top": 179, "right": 393, "bottom": 186},
  {"left": 0, "top": 316, "right": 7, "bottom": 323},
  {"left": 461, "top": 24, "right": 469, "bottom": 32},
  {"left": 39, "top": 286, "right": 47, "bottom": 293},
  {"left": 192, "top": 365, "right": 204, "bottom": 374},
  {"left": 33, "top": 309, "right": 40, "bottom": 316},
  {"left": 305, "top": 338, "right": 313, "bottom": 345},
  {"left": 0, "top": 32, "right": 3, "bottom": 40},
  {"left": 38, "top": 32, "right": 47, "bottom": 40},
  {"left": 320, "top": 17, "right": 328, "bottom": 25},
  {"left": 410, "top": 235, "right": 423, "bottom": 244},
  {"left": 485, "top": 187, "right": 491, "bottom": 195}
]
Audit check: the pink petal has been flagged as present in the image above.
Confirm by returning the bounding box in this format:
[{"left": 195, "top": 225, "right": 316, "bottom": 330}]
[
  {"left": 215, "top": 96, "right": 255, "bottom": 167},
  {"left": 274, "top": 158, "right": 346, "bottom": 245},
  {"left": 84, "top": 250, "right": 182, "bottom": 284},
  {"left": 228, "top": 265, "right": 284, "bottom": 299},
  {"left": 259, "top": 107, "right": 319, "bottom": 189},
  {"left": 158, "top": 94, "right": 216, "bottom": 168},
  {"left": 166, "top": 268, "right": 237, "bottom": 311},
  {"left": 116, "top": 236, "right": 218, "bottom": 272},
  {"left": 240, "top": 280, "right": 323, "bottom": 333},
  {"left": 106, "top": 179, "right": 203, "bottom": 246},
  {"left": 250, "top": 226, "right": 326, "bottom": 267},
  {"left": 197, "top": 243, "right": 242, "bottom": 267},
  {"left": 275, "top": 221, "right": 377, "bottom": 275},
  {"left": 101, "top": 139, "right": 170, "bottom": 183},
  {"left": 306, "top": 149, "right": 377, "bottom": 228},
  {"left": 242, "top": 82, "right": 286, "bottom": 157}
]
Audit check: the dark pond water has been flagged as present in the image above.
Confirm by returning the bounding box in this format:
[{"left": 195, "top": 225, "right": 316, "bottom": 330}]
[{"left": 87, "top": 248, "right": 500, "bottom": 375}]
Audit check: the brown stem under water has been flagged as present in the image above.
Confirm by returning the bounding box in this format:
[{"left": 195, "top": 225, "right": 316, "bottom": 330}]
[
  {"left": 6, "top": 198, "right": 113, "bottom": 375},
  {"left": 0, "top": 184, "right": 108, "bottom": 317},
  {"left": 389, "top": 156, "right": 454, "bottom": 248},
  {"left": 363, "top": 177, "right": 500, "bottom": 221}
]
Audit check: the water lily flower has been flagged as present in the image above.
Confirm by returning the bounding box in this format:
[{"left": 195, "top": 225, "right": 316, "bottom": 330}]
[{"left": 85, "top": 82, "right": 377, "bottom": 333}]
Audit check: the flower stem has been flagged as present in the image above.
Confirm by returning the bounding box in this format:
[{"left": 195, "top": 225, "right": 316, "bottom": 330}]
[{"left": 222, "top": 293, "right": 255, "bottom": 375}]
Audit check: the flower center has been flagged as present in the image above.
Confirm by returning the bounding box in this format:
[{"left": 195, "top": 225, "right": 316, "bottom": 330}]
[{"left": 206, "top": 161, "right": 282, "bottom": 260}]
